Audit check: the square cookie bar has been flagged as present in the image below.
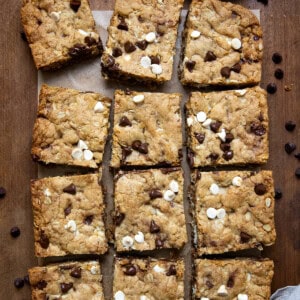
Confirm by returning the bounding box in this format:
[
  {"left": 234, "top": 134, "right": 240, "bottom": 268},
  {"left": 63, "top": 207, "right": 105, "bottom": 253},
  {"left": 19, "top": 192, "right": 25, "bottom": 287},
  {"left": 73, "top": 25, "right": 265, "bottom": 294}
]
[
  {"left": 21, "top": 0, "right": 103, "bottom": 70},
  {"left": 111, "top": 90, "right": 182, "bottom": 168},
  {"left": 179, "top": 0, "right": 263, "bottom": 87},
  {"left": 101, "top": 0, "right": 184, "bottom": 84},
  {"left": 113, "top": 257, "right": 184, "bottom": 299},
  {"left": 31, "top": 174, "right": 108, "bottom": 257},
  {"left": 32, "top": 84, "right": 111, "bottom": 169},
  {"left": 114, "top": 168, "right": 187, "bottom": 252},
  {"left": 194, "top": 259, "right": 274, "bottom": 300},
  {"left": 193, "top": 170, "right": 276, "bottom": 255},
  {"left": 186, "top": 87, "right": 268, "bottom": 167},
  {"left": 28, "top": 261, "right": 104, "bottom": 300}
]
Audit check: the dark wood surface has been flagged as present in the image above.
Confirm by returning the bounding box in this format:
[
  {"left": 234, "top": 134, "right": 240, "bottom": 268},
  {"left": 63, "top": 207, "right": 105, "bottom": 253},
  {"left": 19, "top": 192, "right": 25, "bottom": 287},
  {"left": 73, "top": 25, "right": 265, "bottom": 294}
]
[{"left": 0, "top": 1, "right": 299, "bottom": 299}]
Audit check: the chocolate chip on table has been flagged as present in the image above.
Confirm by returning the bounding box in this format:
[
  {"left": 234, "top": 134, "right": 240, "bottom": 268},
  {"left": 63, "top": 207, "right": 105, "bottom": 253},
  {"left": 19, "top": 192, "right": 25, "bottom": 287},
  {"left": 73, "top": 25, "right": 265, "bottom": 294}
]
[
  {"left": 70, "top": 267, "right": 82, "bottom": 278},
  {"left": 210, "top": 121, "right": 222, "bottom": 133},
  {"left": 231, "top": 62, "right": 241, "bottom": 73},
  {"left": 124, "top": 264, "right": 137, "bottom": 276},
  {"left": 285, "top": 142, "right": 296, "bottom": 154},
  {"left": 223, "top": 150, "right": 234, "bottom": 161},
  {"left": 266, "top": 83, "right": 277, "bottom": 94},
  {"left": 194, "top": 132, "right": 205, "bottom": 144},
  {"left": 84, "top": 36, "right": 97, "bottom": 46},
  {"left": 14, "top": 278, "right": 24, "bottom": 289},
  {"left": 0, "top": 186, "right": 6, "bottom": 198},
  {"left": 112, "top": 47, "right": 123, "bottom": 57},
  {"left": 115, "top": 212, "right": 125, "bottom": 226},
  {"left": 274, "top": 68, "right": 284, "bottom": 79},
  {"left": 220, "top": 67, "right": 231, "bottom": 78},
  {"left": 295, "top": 168, "right": 300, "bottom": 178},
  {"left": 185, "top": 60, "right": 196, "bottom": 72},
  {"left": 39, "top": 230, "right": 50, "bottom": 249},
  {"left": 295, "top": 153, "right": 300, "bottom": 160},
  {"left": 272, "top": 52, "right": 282, "bottom": 64},
  {"left": 149, "top": 189, "right": 163, "bottom": 200},
  {"left": 135, "top": 40, "right": 148, "bottom": 50},
  {"left": 84, "top": 215, "right": 93, "bottom": 225},
  {"left": 204, "top": 51, "right": 217, "bottom": 62},
  {"left": 70, "top": 0, "right": 81, "bottom": 12},
  {"left": 23, "top": 275, "right": 30, "bottom": 285},
  {"left": 155, "top": 237, "right": 164, "bottom": 248},
  {"left": 240, "top": 231, "right": 251, "bottom": 243},
  {"left": 150, "top": 220, "right": 160, "bottom": 233},
  {"left": 274, "top": 188, "right": 283, "bottom": 200},
  {"left": 124, "top": 41, "right": 136, "bottom": 53},
  {"left": 64, "top": 205, "right": 72, "bottom": 216},
  {"left": 63, "top": 183, "right": 76, "bottom": 195},
  {"left": 254, "top": 183, "right": 267, "bottom": 195},
  {"left": 117, "top": 19, "right": 128, "bottom": 31},
  {"left": 60, "top": 282, "right": 73, "bottom": 294},
  {"left": 285, "top": 121, "right": 296, "bottom": 132},
  {"left": 166, "top": 264, "right": 177, "bottom": 276},
  {"left": 119, "top": 116, "right": 132, "bottom": 127},
  {"left": 10, "top": 226, "right": 20, "bottom": 238}
]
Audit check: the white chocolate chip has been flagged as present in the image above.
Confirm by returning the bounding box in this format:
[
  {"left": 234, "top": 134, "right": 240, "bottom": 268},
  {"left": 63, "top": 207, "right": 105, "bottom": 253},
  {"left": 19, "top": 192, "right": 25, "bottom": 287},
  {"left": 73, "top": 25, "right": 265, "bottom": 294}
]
[
  {"left": 64, "top": 220, "right": 77, "bottom": 232},
  {"left": 237, "top": 294, "right": 248, "bottom": 300},
  {"left": 94, "top": 101, "right": 105, "bottom": 113},
  {"left": 196, "top": 111, "right": 207, "bottom": 123},
  {"left": 200, "top": 298, "right": 210, "bottom": 300},
  {"left": 44, "top": 188, "right": 51, "bottom": 197},
  {"left": 71, "top": 148, "right": 83, "bottom": 160},
  {"left": 140, "top": 56, "right": 152, "bottom": 68},
  {"left": 114, "top": 291, "right": 125, "bottom": 300},
  {"left": 206, "top": 207, "right": 218, "bottom": 219},
  {"left": 140, "top": 296, "right": 149, "bottom": 300},
  {"left": 245, "top": 212, "right": 252, "bottom": 221},
  {"left": 190, "top": 30, "right": 201, "bottom": 39},
  {"left": 263, "top": 224, "right": 272, "bottom": 232},
  {"left": 145, "top": 32, "right": 156, "bottom": 43},
  {"left": 265, "top": 198, "right": 271, "bottom": 208},
  {"left": 216, "top": 208, "right": 226, "bottom": 219},
  {"left": 202, "top": 118, "right": 212, "bottom": 128},
  {"left": 217, "top": 128, "right": 226, "bottom": 142},
  {"left": 169, "top": 180, "right": 179, "bottom": 193},
  {"left": 187, "top": 117, "right": 194, "bottom": 127},
  {"left": 258, "top": 43, "right": 263, "bottom": 51},
  {"left": 247, "top": 273, "right": 252, "bottom": 281},
  {"left": 210, "top": 183, "right": 220, "bottom": 195},
  {"left": 232, "top": 176, "right": 242, "bottom": 187},
  {"left": 124, "top": 54, "right": 131, "bottom": 61},
  {"left": 77, "top": 140, "right": 88, "bottom": 150},
  {"left": 78, "top": 29, "right": 89, "bottom": 36},
  {"left": 151, "top": 64, "right": 163, "bottom": 75},
  {"left": 231, "top": 38, "right": 242, "bottom": 50},
  {"left": 90, "top": 265, "right": 98, "bottom": 275},
  {"left": 50, "top": 11, "right": 61, "bottom": 22},
  {"left": 163, "top": 190, "right": 175, "bottom": 201},
  {"left": 153, "top": 265, "right": 165, "bottom": 273},
  {"left": 217, "top": 285, "right": 228, "bottom": 296},
  {"left": 235, "top": 89, "right": 247, "bottom": 96},
  {"left": 83, "top": 149, "right": 93, "bottom": 161},
  {"left": 122, "top": 236, "right": 134, "bottom": 248},
  {"left": 133, "top": 94, "right": 145, "bottom": 103},
  {"left": 134, "top": 231, "right": 145, "bottom": 243}
]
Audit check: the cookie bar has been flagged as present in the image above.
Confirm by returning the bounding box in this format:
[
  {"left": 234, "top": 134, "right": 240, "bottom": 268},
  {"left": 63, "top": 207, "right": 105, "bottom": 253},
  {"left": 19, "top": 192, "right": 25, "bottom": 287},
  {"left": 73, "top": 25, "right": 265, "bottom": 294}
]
[
  {"left": 114, "top": 168, "right": 187, "bottom": 252},
  {"left": 179, "top": 0, "right": 263, "bottom": 87},
  {"left": 32, "top": 84, "right": 111, "bottom": 169},
  {"left": 28, "top": 261, "right": 104, "bottom": 300},
  {"left": 101, "top": 0, "right": 184, "bottom": 84},
  {"left": 113, "top": 257, "right": 184, "bottom": 299},
  {"left": 21, "top": 0, "right": 103, "bottom": 70},
  {"left": 31, "top": 174, "right": 108, "bottom": 257},
  {"left": 111, "top": 90, "right": 182, "bottom": 168},
  {"left": 186, "top": 87, "right": 268, "bottom": 167},
  {"left": 194, "top": 258, "right": 274, "bottom": 300},
  {"left": 193, "top": 170, "right": 276, "bottom": 255}
]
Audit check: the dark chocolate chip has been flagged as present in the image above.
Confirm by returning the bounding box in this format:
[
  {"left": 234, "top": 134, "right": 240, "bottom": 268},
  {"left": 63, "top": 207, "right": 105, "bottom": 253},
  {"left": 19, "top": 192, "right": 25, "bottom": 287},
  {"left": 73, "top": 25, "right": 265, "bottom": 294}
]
[
  {"left": 115, "top": 212, "right": 125, "bottom": 226},
  {"left": 14, "top": 278, "right": 24, "bottom": 289},
  {"left": 117, "top": 20, "right": 128, "bottom": 31},
  {"left": 32, "top": 154, "right": 40, "bottom": 162},
  {"left": 20, "top": 32, "right": 27, "bottom": 42},
  {"left": 231, "top": 62, "right": 241, "bottom": 73},
  {"left": 60, "top": 282, "right": 73, "bottom": 294},
  {"left": 225, "top": 133, "right": 234, "bottom": 143},
  {"left": 124, "top": 41, "right": 136, "bottom": 53},
  {"left": 149, "top": 189, "right": 163, "bottom": 200},
  {"left": 274, "top": 68, "right": 284, "bottom": 79},
  {"left": 258, "top": 112, "right": 264, "bottom": 122},
  {"left": 285, "top": 142, "right": 296, "bottom": 154},
  {"left": 84, "top": 36, "right": 97, "bottom": 46},
  {"left": 125, "top": 88, "right": 132, "bottom": 95},
  {"left": 70, "top": 267, "right": 82, "bottom": 278},
  {"left": 150, "top": 220, "right": 160, "bottom": 233},
  {"left": 253, "top": 35, "right": 260, "bottom": 41},
  {"left": 39, "top": 231, "right": 50, "bottom": 249},
  {"left": 221, "top": 67, "right": 231, "bottom": 78},
  {"left": 206, "top": 280, "right": 214, "bottom": 289},
  {"left": 150, "top": 55, "right": 160, "bottom": 64},
  {"left": 187, "top": 148, "right": 194, "bottom": 167},
  {"left": 250, "top": 122, "right": 266, "bottom": 136},
  {"left": 23, "top": 275, "right": 30, "bottom": 285},
  {"left": 185, "top": 60, "right": 196, "bottom": 72},
  {"left": 84, "top": 215, "right": 94, "bottom": 225},
  {"left": 210, "top": 121, "right": 222, "bottom": 133},
  {"left": 63, "top": 183, "right": 76, "bottom": 195},
  {"left": 295, "top": 168, "right": 300, "bottom": 178},
  {"left": 124, "top": 265, "right": 137, "bottom": 276},
  {"left": 295, "top": 152, "right": 300, "bottom": 160},
  {"left": 240, "top": 231, "right": 251, "bottom": 243},
  {"left": 155, "top": 237, "right": 164, "bottom": 248},
  {"left": 227, "top": 273, "right": 236, "bottom": 288},
  {"left": 70, "top": 0, "right": 81, "bottom": 12},
  {"left": 166, "top": 264, "right": 177, "bottom": 276},
  {"left": 209, "top": 153, "right": 219, "bottom": 161},
  {"left": 272, "top": 52, "right": 282, "bottom": 64},
  {"left": 274, "top": 188, "right": 282, "bottom": 199},
  {"left": 135, "top": 40, "right": 148, "bottom": 50},
  {"left": 119, "top": 116, "right": 132, "bottom": 127},
  {"left": 132, "top": 140, "right": 142, "bottom": 151},
  {"left": 254, "top": 183, "right": 267, "bottom": 195},
  {"left": 10, "top": 226, "right": 20, "bottom": 238},
  {"left": 194, "top": 132, "right": 205, "bottom": 144},
  {"left": 285, "top": 121, "right": 296, "bottom": 132},
  {"left": 102, "top": 55, "right": 115, "bottom": 67},
  {"left": 266, "top": 83, "right": 277, "bottom": 94},
  {"left": 257, "top": 0, "right": 268, "bottom": 5},
  {"left": 204, "top": 51, "right": 217, "bottom": 62},
  {"left": 0, "top": 187, "right": 6, "bottom": 198},
  {"left": 64, "top": 205, "right": 72, "bottom": 216},
  {"left": 36, "top": 280, "right": 47, "bottom": 290},
  {"left": 68, "top": 43, "right": 89, "bottom": 58},
  {"left": 121, "top": 146, "right": 132, "bottom": 163},
  {"left": 223, "top": 150, "right": 234, "bottom": 161},
  {"left": 112, "top": 47, "right": 123, "bottom": 57},
  {"left": 139, "top": 143, "right": 148, "bottom": 154},
  {"left": 220, "top": 143, "right": 231, "bottom": 152},
  {"left": 196, "top": 170, "right": 202, "bottom": 180}
]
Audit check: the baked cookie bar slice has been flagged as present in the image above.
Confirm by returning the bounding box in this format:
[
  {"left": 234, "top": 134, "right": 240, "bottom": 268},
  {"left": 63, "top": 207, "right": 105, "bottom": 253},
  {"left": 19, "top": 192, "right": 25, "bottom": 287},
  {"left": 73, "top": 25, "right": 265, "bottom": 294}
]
[
  {"left": 114, "top": 168, "right": 187, "bottom": 252},
  {"left": 31, "top": 174, "right": 108, "bottom": 257},
  {"left": 193, "top": 170, "right": 276, "bottom": 255},
  {"left": 32, "top": 84, "right": 111, "bottom": 169},
  {"left": 101, "top": 0, "right": 184, "bottom": 85},
  {"left": 21, "top": 0, "right": 103, "bottom": 70},
  {"left": 186, "top": 87, "right": 269, "bottom": 167},
  {"left": 179, "top": 0, "right": 263, "bottom": 87}
]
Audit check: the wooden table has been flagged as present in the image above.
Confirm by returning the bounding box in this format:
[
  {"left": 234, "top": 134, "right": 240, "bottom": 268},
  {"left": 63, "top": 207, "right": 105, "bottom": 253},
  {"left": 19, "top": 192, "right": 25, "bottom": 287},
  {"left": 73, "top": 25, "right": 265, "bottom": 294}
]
[{"left": 0, "top": 1, "right": 299, "bottom": 299}]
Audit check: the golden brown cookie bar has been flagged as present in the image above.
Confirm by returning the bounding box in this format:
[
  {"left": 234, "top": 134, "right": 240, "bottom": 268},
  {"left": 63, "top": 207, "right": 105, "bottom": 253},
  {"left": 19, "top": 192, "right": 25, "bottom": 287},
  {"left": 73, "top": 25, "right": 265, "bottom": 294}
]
[
  {"left": 193, "top": 170, "right": 276, "bottom": 255},
  {"left": 194, "top": 259, "right": 274, "bottom": 300},
  {"left": 111, "top": 90, "right": 183, "bottom": 168},
  {"left": 186, "top": 87, "right": 269, "bottom": 167},
  {"left": 31, "top": 174, "right": 108, "bottom": 257},
  {"left": 114, "top": 168, "right": 187, "bottom": 252},
  {"left": 179, "top": 0, "right": 263, "bottom": 87},
  {"left": 113, "top": 257, "right": 184, "bottom": 299},
  {"left": 28, "top": 261, "right": 104, "bottom": 300},
  {"left": 21, "top": 0, "right": 103, "bottom": 70},
  {"left": 32, "top": 84, "right": 111, "bottom": 169},
  {"left": 101, "top": 0, "right": 184, "bottom": 85}
]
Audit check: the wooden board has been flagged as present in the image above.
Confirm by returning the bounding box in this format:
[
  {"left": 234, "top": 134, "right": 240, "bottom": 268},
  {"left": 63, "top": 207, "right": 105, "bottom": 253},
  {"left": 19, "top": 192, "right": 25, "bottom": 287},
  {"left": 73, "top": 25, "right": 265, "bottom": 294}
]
[{"left": 0, "top": 1, "right": 299, "bottom": 299}]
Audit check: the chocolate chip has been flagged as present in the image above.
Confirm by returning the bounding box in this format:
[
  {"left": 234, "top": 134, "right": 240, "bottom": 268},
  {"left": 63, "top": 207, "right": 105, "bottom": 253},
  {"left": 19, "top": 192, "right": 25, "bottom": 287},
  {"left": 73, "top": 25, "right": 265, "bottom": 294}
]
[
  {"left": 39, "top": 231, "right": 50, "bottom": 249},
  {"left": 187, "top": 148, "right": 194, "bottom": 167},
  {"left": 295, "top": 152, "right": 300, "bottom": 160},
  {"left": 253, "top": 35, "right": 260, "bottom": 41},
  {"left": 221, "top": 67, "right": 231, "bottom": 78},
  {"left": 124, "top": 265, "right": 137, "bottom": 276},
  {"left": 285, "top": 121, "right": 296, "bottom": 132},
  {"left": 132, "top": 140, "right": 142, "bottom": 151},
  {"left": 112, "top": 47, "right": 123, "bottom": 57},
  {"left": 231, "top": 62, "right": 241, "bottom": 73},
  {"left": 206, "top": 280, "right": 214, "bottom": 289},
  {"left": 139, "top": 143, "right": 148, "bottom": 154},
  {"left": 223, "top": 150, "right": 234, "bottom": 161},
  {"left": 185, "top": 60, "right": 196, "bottom": 72},
  {"left": 150, "top": 55, "right": 160, "bottom": 64},
  {"left": 149, "top": 189, "right": 163, "bottom": 199},
  {"left": 10, "top": 226, "right": 20, "bottom": 238},
  {"left": 14, "top": 278, "right": 24, "bottom": 289},
  {"left": 117, "top": 20, "right": 128, "bottom": 31},
  {"left": 240, "top": 231, "right": 251, "bottom": 243},
  {"left": 138, "top": 15, "right": 145, "bottom": 22},
  {"left": 254, "top": 183, "right": 267, "bottom": 195},
  {"left": 70, "top": 267, "right": 82, "bottom": 278},
  {"left": 257, "top": 0, "right": 268, "bottom": 5},
  {"left": 220, "top": 143, "right": 231, "bottom": 152},
  {"left": 125, "top": 88, "right": 132, "bottom": 95},
  {"left": 166, "top": 265, "right": 176, "bottom": 276},
  {"left": 157, "top": 24, "right": 166, "bottom": 36},
  {"left": 135, "top": 40, "right": 148, "bottom": 50},
  {"left": 150, "top": 220, "right": 160, "bottom": 233},
  {"left": 102, "top": 55, "right": 115, "bottom": 67},
  {"left": 70, "top": 0, "right": 81, "bottom": 12},
  {"left": 295, "top": 168, "right": 300, "bottom": 178},
  {"left": 0, "top": 187, "right": 6, "bottom": 198},
  {"left": 155, "top": 237, "right": 164, "bottom": 248},
  {"left": 60, "top": 282, "right": 73, "bottom": 294},
  {"left": 274, "top": 188, "right": 282, "bottom": 199},
  {"left": 20, "top": 31, "right": 27, "bottom": 42},
  {"left": 119, "top": 116, "right": 132, "bottom": 127},
  {"left": 250, "top": 122, "right": 266, "bottom": 136},
  {"left": 204, "top": 51, "right": 217, "bottom": 62},
  {"left": 272, "top": 52, "right": 282, "bottom": 64},
  {"left": 266, "top": 83, "right": 277, "bottom": 94},
  {"left": 84, "top": 215, "right": 93, "bottom": 225},
  {"left": 124, "top": 41, "right": 136, "bottom": 53},
  {"left": 194, "top": 132, "right": 205, "bottom": 144},
  {"left": 24, "top": 275, "right": 30, "bottom": 285},
  {"left": 84, "top": 36, "right": 97, "bottom": 46},
  {"left": 258, "top": 113, "right": 264, "bottom": 122},
  {"left": 64, "top": 205, "right": 72, "bottom": 216},
  {"left": 36, "top": 280, "right": 47, "bottom": 290},
  {"left": 115, "top": 211, "right": 125, "bottom": 226},
  {"left": 121, "top": 146, "right": 132, "bottom": 163},
  {"left": 63, "top": 183, "right": 76, "bottom": 195},
  {"left": 210, "top": 121, "right": 222, "bottom": 133},
  {"left": 209, "top": 153, "right": 219, "bottom": 161},
  {"left": 225, "top": 133, "right": 234, "bottom": 143},
  {"left": 227, "top": 273, "right": 235, "bottom": 288},
  {"left": 285, "top": 142, "right": 296, "bottom": 154},
  {"left": 274, "top": 68, "right": 284, "bottom": 79},
  {"left": 68, "top": 43, "right": 89, "bottom": 58}
]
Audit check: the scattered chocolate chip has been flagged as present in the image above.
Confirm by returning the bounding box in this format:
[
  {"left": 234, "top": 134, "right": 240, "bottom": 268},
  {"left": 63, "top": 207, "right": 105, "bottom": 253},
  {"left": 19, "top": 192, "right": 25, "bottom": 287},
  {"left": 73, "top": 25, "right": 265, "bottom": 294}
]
[
  {"left": 220, "top": 143, "right": 231, "bottom": 152},
  {"left": 112, "top": 47, "right": 123, "bottom": 57},
  {"left": 295, "top": 152, "right": 300, "bottom": 160},
  {"left": 274, "top": 188, "right": 282, "bottom": 199},
  {"left": 121, "top": 146, "right": 132, "bottom": 162},
  {"left": 267, "top": 83, "right": 277, "bottom": 94},
  {"left": 14, "top": 278, "right": 24, "bottom": 289},
  {"left": 115, "top": 211, "right": 125, "bottom": 226},
  {"left": 166, "top": 264, "right": 177, "bottom": 276},
  {"left": 206, "top": 280, "right": 214, "bottom": 289},
  {"left": 139, "top": 143, "right": 148, "bottom": 154},
  {"left": 210, "top": 121, "right": 222, "bottom": 133},
  {"left": 285, "top": 121, "right": 296, "bottom": 132},
  {"left": 272, "top": 52, "right": 282, "bottom": 64},
  {"left": 274, "top": 68, "right": 284, "bottom": 79},
  {"left": 84, "top": 215, "right": 93, "bottom": 225},
  {"left": 209, "top": 153, "right": 219, "bottom": 161},
  {"left": 254, "top": 183, "right": 267, "bottom": 195},
  {"left": 187, "top": 148, "right": 194, "bottom": 167},
  {"left": 68, "top": 43, "right": 89, "bottom": 58},
  {"left": 194, "top": 132, "right": 205, "bottom": 144},
  {"left": 295, "top": 168, "right": 300, "bottom": 178},
  {"left": 24, "top": 275, "right": 30, "bottom": 285},
  {"left": 63, "top": 183, "right": 76, "bottom": 195},
  {"left": 84, "top": 36, "right": 97, "bottom": 46},
  {"left": 39, "top": 231, "right": 50, "bottom": 249},
  {"left": 70, "top": 0, "right": 81, "bottom": 12},
  {"left": 0, "top": 187, "right": 6, "bottom": 198},
  {"left": 225, "top": 133, "right": 234, "bottom": 143},
  {"left": 117, "top": 20, "right": 128, "bottom": 31},
  {"left": 253, "top": 35, "right": 260, "bottom": 41},
  {"left": 36, "top": 280, "right": 47, "bottom": 290},
  {"left": 231, "top": 62, "right": 241, "bottom": 73},
  {"left": 227, "top": 273, "right": 236, "bottom": 288},
  {"left": 20, "top": 31, "right": 27, "bottom": 42},
  {"left": 10, "top": 226, "right": 20, "bottom": 238},
  {"left": 60, "top": 282, "right": 73, "bottom": 294},
  {"left": 240, "top": 231, "right": 251, "bottom": 243},
  {"left": 149, "top": 189, "right": 163, "bottom": 199},
  {"left": 124, "top": 265, "right": 137, "bottom": 276},
  {"left": 204, "top": 51, "right": 217, "bottom": 62},
  {"left": 150, "top": 55, "right": 160, "bottom": 64},
  {"left": 155, "top": 237, "right": 164, "bottom": 248},
  {"left": 132, "top": 140, "right": 142, "bottom": 151},
  {"left": 124, "top": 41, "right": 136, "bottom": 53},
  {"left": 135, "top": 40, "right": 148, "bottom": 50},
  {"left": 185, "top": 60, "right": 196, "bottom": 72},
  {"left": 150, "top": 220, "right": 160, "bottom": 233},
  {"left": 223, "top": 150, "right": 234, "bottom": 161},
  {"left": 119, "top": 116, "right": 132, "bottom": 127},
  {"left": 70, "top": 267, "right": 82, "bottom": 278},
  {"left": 220, "top": 67, "right": 231, "bottom": 78},
  {"left": 64, "top": 205, "right": 72, "bottom": 216},
  {"left": 285, "top": 142, "right": 296, "bottom": 154},
  {"left": 102, "top": 55, "right": 115, "bottom": 67},
  {"left": 250, "top": 122, "right": 266, "bottom": 136}
]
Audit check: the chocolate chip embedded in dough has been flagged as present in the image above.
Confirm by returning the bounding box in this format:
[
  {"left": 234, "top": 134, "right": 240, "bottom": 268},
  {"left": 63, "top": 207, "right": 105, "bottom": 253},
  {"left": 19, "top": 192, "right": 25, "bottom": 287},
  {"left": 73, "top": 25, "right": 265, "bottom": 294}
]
[
  {"left": 240, "top": 231, "right": 251, "bottom": 243},
  {"left": 70, "top": 267, "right": 82, "bottom": 279},
  {"left": 124, "top": 265, "right": 137, "bottom": 276},
  {"left": 149, "top": 189, "right": 163, "bottom": 200},
  {"left": 112, "top": 47, "right": 123, "bottom": 58},
  {"left": 63, "top": 183, "right": 76, "bottom": 195},
  {"left": 185, "top": 60, "right": 196, "bottom": 72},
  {"left": 166, "top": 264, "right": 177, "bottom": 276},
  {"left": 254, "top": 183, "right": 267, "bottom": 195},
  {"left": 150, "top": 220, "right": 160, "bottom": 233},
  {"left": 60, "top": 282, "right": 73, "bottom": 294},
  {"left": 39, "top": 230, "right": 50, "bottom": 249},
  {"left": 135, "top": 40, "right": 148, "bottom": 50},
  {"left": 70, "top": 0, "right": 81, "bottom": 12},
  {"left": 220, "top": 67, "right": 231, "bottom": 78},
  {"left": 124, "top": 41, "right": 136, "bottom": 53},
  {"left": 204, "top": 51, "right": 217, "bottom": 62},
  {"left": 119, "top": 116, "right": 132, "bottom": 127},
  {"left": 194, "top": 132, "right": 205, "bottom": 144}
]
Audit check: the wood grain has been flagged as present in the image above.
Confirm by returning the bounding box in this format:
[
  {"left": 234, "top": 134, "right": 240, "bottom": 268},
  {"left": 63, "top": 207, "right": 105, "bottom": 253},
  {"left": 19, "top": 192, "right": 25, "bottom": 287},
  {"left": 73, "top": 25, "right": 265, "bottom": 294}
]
[{"left": 0, "top": 1, "right": 299, "bottom": 299}]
